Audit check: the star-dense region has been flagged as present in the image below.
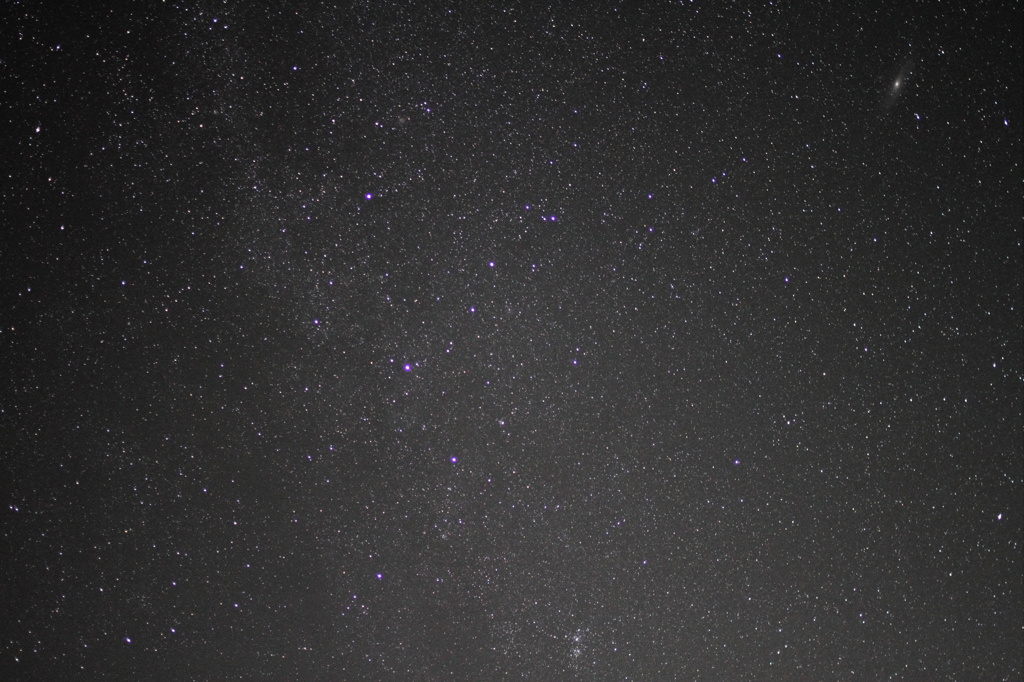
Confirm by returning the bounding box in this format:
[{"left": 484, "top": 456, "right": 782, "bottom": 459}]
[{"left": 2, "top": 1, "right": 1021, "bottom": 680}]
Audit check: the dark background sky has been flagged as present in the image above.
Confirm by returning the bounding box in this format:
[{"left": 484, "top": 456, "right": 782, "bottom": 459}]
[{"left": 2, "top": 1, "right": 1021, "bottom": 679}]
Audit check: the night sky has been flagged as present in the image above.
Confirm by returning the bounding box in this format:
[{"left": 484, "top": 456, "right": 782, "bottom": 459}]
[{"left": 3, "top": 2, "right": 1021, "bottom": 680}]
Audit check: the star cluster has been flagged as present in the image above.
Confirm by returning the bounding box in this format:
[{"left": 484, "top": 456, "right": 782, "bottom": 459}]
[{"left": 2, "top": 2, "right": 1021, "bottom": 679}]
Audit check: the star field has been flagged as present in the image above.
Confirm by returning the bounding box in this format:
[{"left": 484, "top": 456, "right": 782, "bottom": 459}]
[{"left": 2, "top": 1, "right": 1021, "bottom": 679}]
